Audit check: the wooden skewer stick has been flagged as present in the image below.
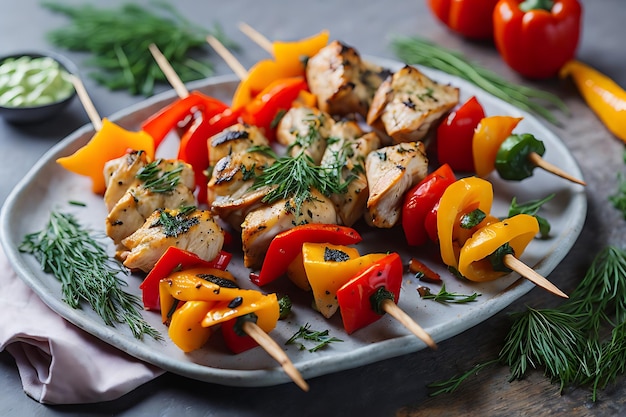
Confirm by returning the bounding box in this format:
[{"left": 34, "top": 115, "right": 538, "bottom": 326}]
[
  {"left": 148, "top": 43, "right": 189, "bottom": 98},
  {"left": 206, "top": 35, "right": 248, "bottom": 80},
  {"left": 70, "top": 74, "right": 102, "bottom": 131},
  {"left": 381, "top": 299, "right": 437, "bottom": 350},
  {"left": 528, "top": 152, "right": 586, "bottom": 186},
  {"left": 242, "top": 321, "right": 310, "bottom": 392},
  {"left": 504, "top": 254, "right": 568, "bottom": 298},
  {"left": 238, "top": 22, "right": 273, "bottom": 54}
]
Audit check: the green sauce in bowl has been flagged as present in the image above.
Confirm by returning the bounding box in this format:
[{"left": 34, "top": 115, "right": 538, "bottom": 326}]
[{"left": 0, "top": 56, "right": 74, "bottom": 108}]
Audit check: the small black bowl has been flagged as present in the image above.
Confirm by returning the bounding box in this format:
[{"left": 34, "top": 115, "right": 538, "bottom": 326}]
[{"left": 0, "top": 51, "right": 78, "bottom": 124}]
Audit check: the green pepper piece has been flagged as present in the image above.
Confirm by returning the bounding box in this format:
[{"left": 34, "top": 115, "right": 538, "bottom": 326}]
[{"left": 495, "top": 133, "right": 546, "bottom": 181}]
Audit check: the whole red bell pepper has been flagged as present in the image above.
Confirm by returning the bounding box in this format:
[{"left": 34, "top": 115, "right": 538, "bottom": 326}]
[
  {"left": 493, "top": 0, "right": 582, "bottom": 79},
  {"left": 436, "top": 96, "right": 485, "bottom": 173},
  {"left": 427, "top": 0, "right": 500, "bottom": 39},
  {"left": 139, "top": 246, "right": 232, "bottom": 311},
  {"left": 252, "top": 224, "right": 363, "bottom": 286},
  {"left": 177, "top": 107, "right": 241, "bottom": 204},
  {"left": 402, "top": 163, "right": 456, "bottom": 246},
  {"left": 336, "top": 252, "right": 403, "bottom": 335},
  {"left": 240, "top": 76, "right": 309, "bottom": 142}
]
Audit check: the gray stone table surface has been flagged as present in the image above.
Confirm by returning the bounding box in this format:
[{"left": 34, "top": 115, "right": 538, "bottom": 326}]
[{"left": 1, "top": 1, "right": 625, "bottom": 416}]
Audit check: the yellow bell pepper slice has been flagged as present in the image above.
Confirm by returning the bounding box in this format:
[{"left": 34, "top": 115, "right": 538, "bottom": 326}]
[
  {"left": 458, "top": 214, "right": 539, "bottom": 282},
  {"left": 158, "top": 267, "right": 246, "bottom": 323},
  {"left": 472, "top": 116, "right": 523, "bottom": 178},
  {"left": 201, "top": 292, "right": 279, "bottom": 329},
  {"left": 437, "top": 177, "right": 494, "bottom": 268},
  {"left": 560, "top": 60, "right": 626, "bottom": 143},
  {"left": 302, "top": 243, "right": 387, "bottom": 318},
  {"left": 56, "top": 118, "right": 155, "bottom": 194},
  {"left": 272, "top": 29, "right": 330, "bottom": 76},
  {"left": 168, "top": 300, "right": 216, "bottom": 352}
]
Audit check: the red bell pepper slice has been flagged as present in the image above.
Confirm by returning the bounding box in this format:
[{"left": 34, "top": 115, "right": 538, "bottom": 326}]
[
  {"left": 336, "top": 252, "right": 403, "bottom": 335},
  {"left": 139, "top": 246, "right": 232, "bottom": 311},
  {"left": 177, "top": 107, "right": 241, "bottom": 204},
  {"left": 493, "top": 0, "right": 582, "bottom": 79},
  {"left": 221, "top": 317, "right": 260, "bottom": 354},
  {"left": 141, "top": 92, "right": 229, "bottom": 149},
  {"left": 252, "top": 224, "right": 363, "bottom": 286},
  {"left": 240, "top": 76, "right": 309, "bottom": 142},
  {"left": 402, "top": 163, "right": 456, "bottom": 246},
  {"left": 436, "top": 96, "right": 485, "bottom": 173}
]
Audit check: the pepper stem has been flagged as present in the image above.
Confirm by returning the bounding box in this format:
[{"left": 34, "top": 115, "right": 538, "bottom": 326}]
[{"left": 519, "top": 0, "right": 554, "bottom": 12}]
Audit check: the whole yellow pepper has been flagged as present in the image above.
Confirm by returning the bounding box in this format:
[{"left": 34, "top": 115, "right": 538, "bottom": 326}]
[{"left": 560, "top": 60, "right": 626, "bottom": 143}]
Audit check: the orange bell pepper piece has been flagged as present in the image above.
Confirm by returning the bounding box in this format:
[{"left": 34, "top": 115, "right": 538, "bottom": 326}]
[
  {"left": 472, "top": 115, "right": 523, "bottom": 178},
  {"left": 56, "top": 118, "right": 155, "bottom": 194}
]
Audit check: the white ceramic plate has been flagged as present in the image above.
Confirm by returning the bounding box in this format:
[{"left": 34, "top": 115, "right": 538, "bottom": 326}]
[{"left": 0, "top": 57, "right": 587, "bottom": 387}]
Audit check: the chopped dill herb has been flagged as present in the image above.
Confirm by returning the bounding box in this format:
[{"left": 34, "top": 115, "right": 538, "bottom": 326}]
[
  {"left": 418, "top": 283, "right": 481, "bottom": 304},
  {"left": 136, "top": 159, "right": 184, "bottom": 193}
]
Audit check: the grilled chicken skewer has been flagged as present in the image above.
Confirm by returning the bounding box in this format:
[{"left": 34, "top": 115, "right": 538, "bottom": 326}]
[{"left": 148, "top": 43, "right": 309, "bottom": 390}]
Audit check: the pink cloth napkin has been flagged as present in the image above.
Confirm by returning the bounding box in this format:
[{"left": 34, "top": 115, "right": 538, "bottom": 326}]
[{"left": 0, "top": 246, "right": 164, "bottom": 405}]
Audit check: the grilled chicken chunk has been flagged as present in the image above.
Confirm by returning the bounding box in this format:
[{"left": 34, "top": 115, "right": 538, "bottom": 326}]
[
  {"left": 207, "top": 148, "right": 275, "bottom": 229},
  {"left": 208, "top": 123, "right": 270, "bottom": 168},
  {"left": 365, "top": 141, "right": 428, "bottom": 228},
  {"left": 105, "top": 159, "right": 196, "bottom": 244},
  {"left": 103, "top": 150, "right": 151, "bottom": 212},
  {"left": 320, "top": 120, "right": 381, "bottom": 226},
  {"left": 120, "top": 208, "right": 224, "bottom": 273},
  {"left": 275, "top": 106, "right": 334, "bottom": 164},
  {"left": 306, "top": 40, "right": 390, "bottom": 118},
  {"left": 366, "top": 65, "right": 459, "bottom": 143},
  {"left": 240, "top": 189, "right": 339, "bottom": 269}
]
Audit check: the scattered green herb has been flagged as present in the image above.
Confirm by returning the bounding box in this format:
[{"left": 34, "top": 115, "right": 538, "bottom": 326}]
[
  {"left": 19, "top": 210, "right": 161, "bottom": 340},
  {"left": 285, "top": 323, "right": 343, "bottom": 352},
  {"left": 278, "top": 295, "right": 293, "bottom": 320},
  {"left": 427, "top": 246, "right": 626, "bottom": 402},
  {"left": 136, "top": 159, "right": 184, "bottom": 193},
  {"left": 418, "top": 283, "right": 481, "bottom": 304},
  {"left": 43, "top": 1, "right": 236, "bottom": 95},
  {"left": 610, "top": 171, "right": 626, "bottom": 220},
  {"left": 391, "top": 36, "right": 569, "bottom": 125},
  {"left": 152, "top": 207, "right": 199, "bottom": 238},
  {"left": 507, "top": 194, "right": 555, "bottom": 238}
]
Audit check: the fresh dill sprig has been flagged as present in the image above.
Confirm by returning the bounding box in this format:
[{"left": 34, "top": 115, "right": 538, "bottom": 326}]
[
  {"left": 249, "top": 146, "right": 348, "bottom": 217},
  {"left": 19, "top": 210, "right": 161, "bottom": 340},
  {"left": 427, "top": 246, "right": 626, "bottom": 402},
  {"left": 507, "top": 194, "right": 555, "bottom": 238},
  {"left": 418, "top": 283, "right": 481, "bottom": 304},
  {"left": 285, "top": 323, "right": 343, "bottom": 352},
  {"left": 42, "top": 1, "right": 235, "bottom": 95},
  {"left": 136, "top": 159, "right": 183, "bottom": 193}
]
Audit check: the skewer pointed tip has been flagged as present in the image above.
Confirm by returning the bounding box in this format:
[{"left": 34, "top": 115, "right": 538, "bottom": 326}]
[
  {"left": 382, "top": 299, "right": 437, "bottom": 350},
  {"left": 529, "top": 152, "right": 586, "bottom": 186},
  {"left": 504, "top": 254, "right": 568, "bottom": 298}
]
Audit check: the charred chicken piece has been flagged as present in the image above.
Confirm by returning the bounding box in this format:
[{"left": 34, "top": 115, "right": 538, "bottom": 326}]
[
  {"left": 208, "top": 123, "right": 270, "bottom": 168},
  {"left": 105, "top": 158, "right": 196, "bottom": 244},
  {"left": 365, "top": 141, "right": 428, "bottom": 228},
  {"left": 240, "top": 189, "right": 339, "bottom": 269},
  {"left": 320, "top": 120, "right": 381, "bottom": 226},
  {"left": 275, "top": 106, "right": 334, "bottom": 165},
  {"left": 120, "top": 207, "right": 224, "bottom": 273},
  {"left": 366, "top": 65, "right": 459, "bottom": 144},
  {"left": 306, "top": 40, "right": 390, "bottom": 118}
]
